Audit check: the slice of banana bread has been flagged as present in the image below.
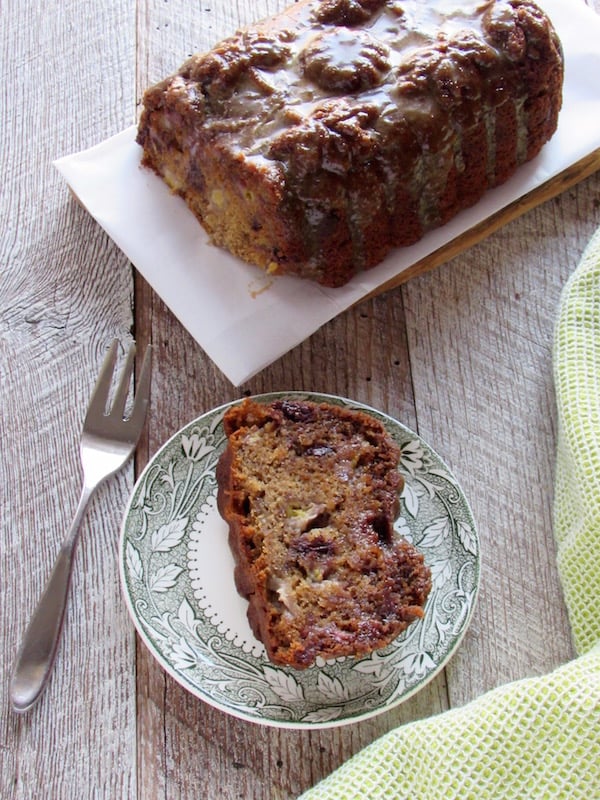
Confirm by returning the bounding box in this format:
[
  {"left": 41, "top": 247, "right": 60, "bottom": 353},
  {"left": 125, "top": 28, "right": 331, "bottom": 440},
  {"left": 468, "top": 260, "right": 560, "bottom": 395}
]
[{"left": 216, "top": 397, "right": 431, "bottom": 669}]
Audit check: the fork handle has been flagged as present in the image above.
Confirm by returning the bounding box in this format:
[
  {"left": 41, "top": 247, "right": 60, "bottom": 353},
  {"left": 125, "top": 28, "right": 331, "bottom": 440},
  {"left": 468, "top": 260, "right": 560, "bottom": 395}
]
[{"left": 10, "top": 485, "right": 95, "bottom": 713}]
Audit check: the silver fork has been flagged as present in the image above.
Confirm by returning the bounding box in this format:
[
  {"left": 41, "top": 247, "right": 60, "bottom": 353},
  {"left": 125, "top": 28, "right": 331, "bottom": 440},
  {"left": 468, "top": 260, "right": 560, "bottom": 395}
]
[{"left": 10, "top": 340, "right": 152, "bottom": 713}]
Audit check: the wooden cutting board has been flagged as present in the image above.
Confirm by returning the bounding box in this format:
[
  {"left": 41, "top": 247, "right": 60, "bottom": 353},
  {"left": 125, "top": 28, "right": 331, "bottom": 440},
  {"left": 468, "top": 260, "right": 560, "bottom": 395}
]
[{"left": 368, "top": 147, "right": 600, "bottom": 300}]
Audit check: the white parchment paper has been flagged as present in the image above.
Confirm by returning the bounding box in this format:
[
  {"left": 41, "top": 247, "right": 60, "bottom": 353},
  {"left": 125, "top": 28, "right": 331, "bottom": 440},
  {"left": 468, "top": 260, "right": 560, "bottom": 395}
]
[{"left": 55, "top": 0, "right": 600, "bottom": 386}]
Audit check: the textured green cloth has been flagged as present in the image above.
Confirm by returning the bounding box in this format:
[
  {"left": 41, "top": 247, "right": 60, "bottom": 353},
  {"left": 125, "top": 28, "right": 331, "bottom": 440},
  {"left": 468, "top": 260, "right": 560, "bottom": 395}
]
[
  {"left": 553, "top": 226, "right": 600, "bottom": 656},
  {"left": 299, "top": 227, "right": 600, "bottom": 800}
]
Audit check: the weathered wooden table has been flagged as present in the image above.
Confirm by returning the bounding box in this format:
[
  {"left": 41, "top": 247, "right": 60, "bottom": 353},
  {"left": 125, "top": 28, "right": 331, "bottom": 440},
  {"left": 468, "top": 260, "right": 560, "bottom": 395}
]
[{"left": 3, "top": 1, "right": 599, "bottom": 797}]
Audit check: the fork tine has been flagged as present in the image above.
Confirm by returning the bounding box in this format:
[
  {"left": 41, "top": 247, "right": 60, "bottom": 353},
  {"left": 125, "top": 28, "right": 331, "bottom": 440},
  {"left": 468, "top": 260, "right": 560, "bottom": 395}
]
[
  {"left": 126, "top": 344, "right": 152, "bottom": 433},
  {"left": 85, "top": 339, "right": 119, "bottom": 422},
  {"left": 110, "top": 344, "right": 136, "bottom": 419}
]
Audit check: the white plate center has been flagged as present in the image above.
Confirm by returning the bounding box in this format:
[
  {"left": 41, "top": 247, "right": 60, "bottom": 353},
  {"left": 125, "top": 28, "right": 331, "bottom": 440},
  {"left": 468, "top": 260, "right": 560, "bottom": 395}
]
[{"left": 187, "top": 491, "right": 265, "bottom": 658}]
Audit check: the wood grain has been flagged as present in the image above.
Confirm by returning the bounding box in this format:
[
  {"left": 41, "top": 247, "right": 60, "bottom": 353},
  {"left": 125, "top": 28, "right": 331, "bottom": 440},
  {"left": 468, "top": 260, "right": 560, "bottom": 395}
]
[
  {"left": 1, "top": 1, "right": 138, "bottom": 798},
  {"left": 2, "top": 0, "right": 599, "bottom": 798}
]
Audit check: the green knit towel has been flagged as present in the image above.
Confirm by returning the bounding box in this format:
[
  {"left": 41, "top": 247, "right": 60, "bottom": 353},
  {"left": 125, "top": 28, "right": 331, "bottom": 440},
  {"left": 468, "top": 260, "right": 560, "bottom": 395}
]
[
  {"left": 553, "top": 225, "right": 600, "bottom": 655},
  {"left": 299, "top": 227, "right": 600, "bottom": 800}
]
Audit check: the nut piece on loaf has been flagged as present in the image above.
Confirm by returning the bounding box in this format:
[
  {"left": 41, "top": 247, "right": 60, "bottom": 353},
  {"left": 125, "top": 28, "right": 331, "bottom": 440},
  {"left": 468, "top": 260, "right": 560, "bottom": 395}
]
[
  {"left": 137, "top": 0, "right": 564, "bottom": 287},
  {"left": 216, "top": 398, "right": 432, "bottom": 669}
]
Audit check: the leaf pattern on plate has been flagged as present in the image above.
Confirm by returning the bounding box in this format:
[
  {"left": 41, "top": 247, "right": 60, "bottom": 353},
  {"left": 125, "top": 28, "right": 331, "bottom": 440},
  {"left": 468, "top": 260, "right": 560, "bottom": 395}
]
[
  {"left": 302, "top": 707, "right": 343, "bottom": 724},
  {"left": 178, "top": 597, "right": 200, "bottom": 635},
  {"left": 152, "top": 518, "right": 188, "bottom": 552},
  {"left": 263, "top": 666, "right": 305, "bottom": 702},
  {"left": 457, "top": 519, "right": 478, "bottom": 556},
  {"left": 171, "top": 636, "right": 199, "bottom": 670},
  {"left": 401, "top": 482, "right": 420, "bottom": 518},
  {"left": 317, "top": 672, "right": 352, "bottom": 702},
  {"left": 149, "top": 563, "right": 184, "bottom": 593},
  {"left": 430, "top": 558, "right": 453, "bottom": 588},
  {"left": 120, "top": 392, "right": 480, "bottom": 729},
  {"left": 398, "top": 650, "right": 437, "bottom": 678},
  {"left": 420, "top": 516, "right": 450, "bottom": 548},
  {"left": 126, "top": 542, "right": 143, "bottom": 582}
]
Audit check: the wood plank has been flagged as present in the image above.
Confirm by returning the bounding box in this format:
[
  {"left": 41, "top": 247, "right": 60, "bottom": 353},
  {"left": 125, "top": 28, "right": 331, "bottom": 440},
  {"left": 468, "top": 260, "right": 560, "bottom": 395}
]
[{"left": 1, "top": 1, "right": 138, "bottom": 798}]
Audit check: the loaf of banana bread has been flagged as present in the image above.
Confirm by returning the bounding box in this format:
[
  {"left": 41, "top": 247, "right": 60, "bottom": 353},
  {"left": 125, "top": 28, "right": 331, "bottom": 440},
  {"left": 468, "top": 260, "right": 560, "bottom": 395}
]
[{"left": 137, "top": 0, "right": 563, "bottom": 287}]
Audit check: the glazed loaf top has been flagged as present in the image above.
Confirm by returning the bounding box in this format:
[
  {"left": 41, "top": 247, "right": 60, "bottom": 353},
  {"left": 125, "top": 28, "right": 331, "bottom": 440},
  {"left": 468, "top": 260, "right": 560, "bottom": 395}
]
[
  {"left": 147, "top": 0, "right": 562, "bottom": 185},
  {"left": 137, "top": 0, "right": 563, "bottom": 286}
]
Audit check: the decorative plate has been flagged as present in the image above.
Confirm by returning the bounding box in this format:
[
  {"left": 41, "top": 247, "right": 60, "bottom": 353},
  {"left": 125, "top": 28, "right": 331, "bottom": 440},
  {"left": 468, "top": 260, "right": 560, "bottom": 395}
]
[{"left": 119, "top": 392, "right": 480, "bottom": 729}]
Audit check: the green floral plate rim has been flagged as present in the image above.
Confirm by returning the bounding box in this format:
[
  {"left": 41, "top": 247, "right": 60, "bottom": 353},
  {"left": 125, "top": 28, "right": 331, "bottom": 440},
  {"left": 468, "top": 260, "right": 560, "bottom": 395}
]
[{"left": 119, "top": 392, "right": 480, "bottom": 729}]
